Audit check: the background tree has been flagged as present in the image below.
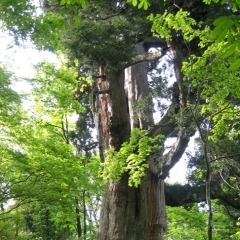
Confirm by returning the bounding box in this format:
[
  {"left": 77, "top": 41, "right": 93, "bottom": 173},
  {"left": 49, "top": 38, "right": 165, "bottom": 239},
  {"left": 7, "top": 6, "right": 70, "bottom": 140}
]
[{"left": 0, "top": 59, "right": 102, "bottom": 239}]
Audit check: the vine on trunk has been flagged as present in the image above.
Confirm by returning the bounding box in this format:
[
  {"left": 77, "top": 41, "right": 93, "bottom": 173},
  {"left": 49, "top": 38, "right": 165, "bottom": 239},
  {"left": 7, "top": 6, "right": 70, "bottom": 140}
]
[{"left": 102, "top": 128, "right": 163, "bottom": 187}]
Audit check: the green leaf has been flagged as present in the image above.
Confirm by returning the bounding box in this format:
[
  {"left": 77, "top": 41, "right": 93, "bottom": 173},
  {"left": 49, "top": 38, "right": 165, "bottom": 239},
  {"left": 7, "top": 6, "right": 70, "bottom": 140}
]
[
  {"left": 138, "top": 1, "right": 144, "bottom": 9},
  {"left": 137, "top": 0, "right": 149, "bottom": 9},
  {"left": 213, "top": 16, "right": 227, "bottom": 27},
  {"left": 60, "top": 0, "right": 66, "bottom": 5},
  {"left": 143, "top": 1, "right": 149, "bottom": 10},
  {"left": 227, "top": 31, "right": 234, "bottom": 44},
  {"left": 216, "top": 28, "right": 228, "bottom": 42},
  {"left": 73, "top": 15, "right": 82, "bottom": 26},
  {"left": 132, "top": 0, "right": 138, "bottom": 7},
  {"left": 229, "top": 59, "right": 240, "bottom": 70},
  {"left": 223, "top": 42, "right": 236, "bottom": 58},
  {"left": 212, "top": 17, "right": 227, "bottom": 38},
  {"left": 81, "top": 0, "right": 87, "bottom": 9}
]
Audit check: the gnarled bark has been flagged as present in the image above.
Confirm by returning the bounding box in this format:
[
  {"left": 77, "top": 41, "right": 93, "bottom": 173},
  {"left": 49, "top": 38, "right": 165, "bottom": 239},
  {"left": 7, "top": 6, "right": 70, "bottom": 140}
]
[
  {"left": 97, "top": 42, "right": 192, "bottom": 240},
  {"left": 97, "top": 58, "right": 169, "bottom": 239}
]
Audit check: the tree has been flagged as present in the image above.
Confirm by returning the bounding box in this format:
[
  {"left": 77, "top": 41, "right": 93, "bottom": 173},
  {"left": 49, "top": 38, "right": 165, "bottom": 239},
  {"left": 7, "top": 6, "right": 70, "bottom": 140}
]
[
  {"left": 0, "top": 58, "right": 102, "bottom": 239},
  {"left": 166, "top": 201, "right": 239, "bottom": 240},
  {"left": 57, "top": 2, "right": 175, "bottom": 239},
  {"left": 52, "top": 1, "right": 190, "bottom": 239}
]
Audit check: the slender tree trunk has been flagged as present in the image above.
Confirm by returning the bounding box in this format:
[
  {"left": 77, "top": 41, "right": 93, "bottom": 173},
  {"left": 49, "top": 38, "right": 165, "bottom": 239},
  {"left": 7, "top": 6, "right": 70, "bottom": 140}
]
[
  {"left": 189, "top": 106, "right": 213, "bottom": 240},
  {"left": 83, "top": 190, "right": 87, "bottom": 239},
  {"left": 75, "top": 198, "right": 82, "bottom": 238},
  {"left": 15, "top": 210, "right": 19, "bottom": 238},
  {"left": 45, "top": 209, "right": 50, "bottom": 240},
  {"left": 167, "top": 41, "right": 186, "bottom": 107}
]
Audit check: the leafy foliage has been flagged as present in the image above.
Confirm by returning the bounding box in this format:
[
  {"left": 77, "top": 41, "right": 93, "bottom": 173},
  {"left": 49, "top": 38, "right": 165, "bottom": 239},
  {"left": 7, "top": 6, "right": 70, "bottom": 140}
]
[
  {"left": 0, "top": 0, "right": 36, "bottom": 40},
  {"left": 0, "top": 66, "right": 22, "bottom": 129},
  {"left": 127, "top": 0, "right": 150, "bottom": 10},
  {"left": 1, "top": 0, "right": 240, "bottom": 238},
  {"left": 58, "top": 0, "right": 88, "bottom": 8},
  {"left": 32, "top": 12, "right": 67, "bottom": 51},
  {"left": 0, "top": 57, "right": 102, "bottom": 239},
  {"left": 102, "top": 128, "right": 163, "bottom": 187},
  {"left": 166, "top": 202, "right": 239, "bottom": 240},
  {"left": 32, "top": 58, "right": 83, "bottom": 115},
  {"left": 149, "top": 9, "right": 199, "bottom": 41}
]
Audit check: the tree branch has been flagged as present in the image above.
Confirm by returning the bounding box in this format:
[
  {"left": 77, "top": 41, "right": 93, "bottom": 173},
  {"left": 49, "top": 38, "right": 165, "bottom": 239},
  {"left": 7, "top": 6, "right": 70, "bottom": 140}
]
[
  {"left": 165, "top": 184, "right": 205, "bottom": 206},
  {"left": 165, "top": 183, "right": 240, "bottom": 210},
  {"left": 148, "top": 106, "right": 176, "bottom": 138},
  {"left": 147, "top": 101, "right": 197, "bottom": 178},
  {"left": 119, "top": 50, "right": 166, "bottom": 70},
  {"left": 147, "top": 106, "right": 195, "bottom": 179},
  {"left": 160, "top": 131, "right": 190, "bottom": 179}
]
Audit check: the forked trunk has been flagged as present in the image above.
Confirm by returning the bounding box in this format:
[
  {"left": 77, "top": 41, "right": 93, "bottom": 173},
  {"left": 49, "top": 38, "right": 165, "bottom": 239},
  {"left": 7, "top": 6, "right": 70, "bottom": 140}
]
[
  {"left": 96, "top": 61, "right": 167, "bottom": 239},
  {"left": 95, "top": 39, "right": 192, "bottom": 239}
]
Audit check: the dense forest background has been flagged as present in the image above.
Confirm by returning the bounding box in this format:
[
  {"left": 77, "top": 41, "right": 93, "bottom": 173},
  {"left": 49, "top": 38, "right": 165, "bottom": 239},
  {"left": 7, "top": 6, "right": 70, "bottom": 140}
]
[{"left": 0, "top": 0, "right": 240, "bottom": 239}]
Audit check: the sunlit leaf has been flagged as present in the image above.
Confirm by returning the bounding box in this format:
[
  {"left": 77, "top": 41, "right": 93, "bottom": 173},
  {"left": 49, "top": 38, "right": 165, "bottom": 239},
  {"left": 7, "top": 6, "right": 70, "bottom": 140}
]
[
  {"left": 73, "top": 15, "right": 82, "bottom": 26},
  {"left": 223, "top": 42, "right": 236, "bottom": 58},
  {"left": 229, "top": 59, "right": 240, "bottom": 70}
]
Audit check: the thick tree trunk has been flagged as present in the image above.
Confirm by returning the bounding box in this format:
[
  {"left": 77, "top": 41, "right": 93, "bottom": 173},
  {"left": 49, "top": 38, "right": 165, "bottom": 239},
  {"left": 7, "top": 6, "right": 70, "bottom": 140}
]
[
  {"left": 97, "top": 59, "right": 168, "bottom": 239},
  {"left": 97, "top": 42, "right": 190, "bottom": 239},
  {"left": 96, "top": 67, "right": 133, "bottom": 239},
  {"left": 98, "top": 171, "right": 167, "bottom": 240},
  {"left": 136, "top": 171, "right": 167, "bottom": 239},
  {"left": 94, "top": 66, "right": 130, "bottom": 153}
]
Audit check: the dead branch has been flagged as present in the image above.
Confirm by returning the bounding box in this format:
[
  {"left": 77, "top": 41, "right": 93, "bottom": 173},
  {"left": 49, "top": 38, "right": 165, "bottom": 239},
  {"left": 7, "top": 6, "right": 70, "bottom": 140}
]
[
  {"left": 119, "top": 50, "right": 166, "bottom": 70},
  {"left": 148, "top": 106, "right": 176, "bottom": 138}
]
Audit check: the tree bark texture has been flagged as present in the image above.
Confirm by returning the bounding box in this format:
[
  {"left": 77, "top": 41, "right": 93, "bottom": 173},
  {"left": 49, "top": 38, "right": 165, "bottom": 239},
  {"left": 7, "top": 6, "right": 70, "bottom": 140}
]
[
  {"left": 125, "top": 43, "right": 154, "bottom": 130},
  {"left": 97, "top": 57, "right": 168, "bottom": 239},
  {"left": 97, "top": 43, "right": 191, "bottom": 239},
  {"left": 125, "top": 62, "right": 153, "bottom": 129},
  {"left": 98, "top": 170, "right": 167, "bottom": 240}
]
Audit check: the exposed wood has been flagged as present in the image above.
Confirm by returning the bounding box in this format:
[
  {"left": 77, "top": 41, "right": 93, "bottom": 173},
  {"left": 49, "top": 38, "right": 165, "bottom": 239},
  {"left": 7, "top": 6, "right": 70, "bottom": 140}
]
[
  {"left": 94, "top": 66, "right": 111, "bottom": 151},
  {"left": 148, "top": 126, "right": 192, "bottom": 180},
  {"left": 125, "top": 42, "right": 154, "bottom": 130},
  {"left": 119, "top": 50, "right": 166, "bottom": 70},
  {"left": 98, "top": 57, "right": 169, "bottom": 239},
  {"left": 167, "top": 41, "right": 186, "bottom": 107},
  {"left": 148, "top": 106, "right": 177, "bottom": 138}
]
